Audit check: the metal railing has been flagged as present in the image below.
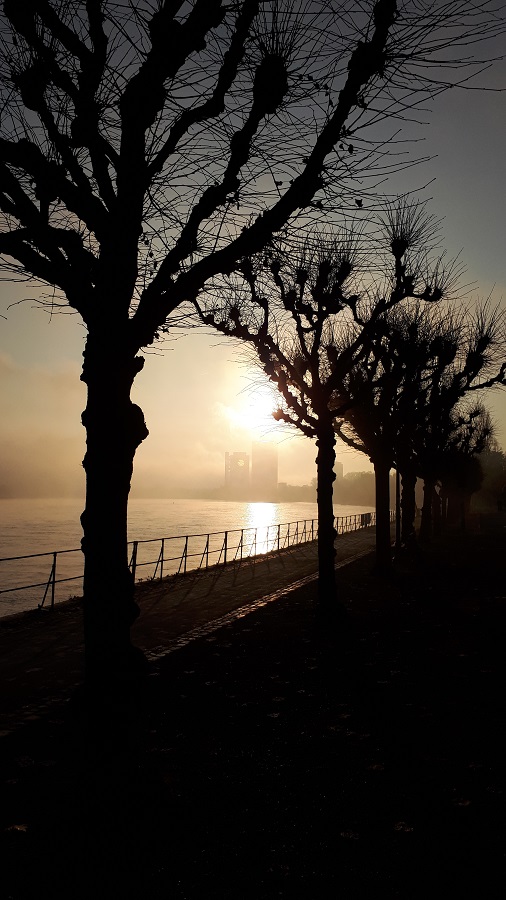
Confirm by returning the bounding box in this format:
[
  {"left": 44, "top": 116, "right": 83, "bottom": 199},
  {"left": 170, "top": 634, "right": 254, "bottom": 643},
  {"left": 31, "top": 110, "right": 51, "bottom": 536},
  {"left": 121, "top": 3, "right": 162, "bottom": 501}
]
[
  {"left": 129, "top": 516, "right": 321, "bottom": 582},
  {"left": 0, "top": 511, "right": 382, "bottom": 614},
  {"left": 0, "top": 547, "right": 85, "bottom": 612}
]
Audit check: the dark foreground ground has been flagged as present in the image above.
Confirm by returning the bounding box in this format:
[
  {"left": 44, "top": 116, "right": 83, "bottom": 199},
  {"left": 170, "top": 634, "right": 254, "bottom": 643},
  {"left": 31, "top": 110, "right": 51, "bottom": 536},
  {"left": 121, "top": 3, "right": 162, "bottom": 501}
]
[{"left": 1, "top": 515, "right": 505, "bottom": 898}]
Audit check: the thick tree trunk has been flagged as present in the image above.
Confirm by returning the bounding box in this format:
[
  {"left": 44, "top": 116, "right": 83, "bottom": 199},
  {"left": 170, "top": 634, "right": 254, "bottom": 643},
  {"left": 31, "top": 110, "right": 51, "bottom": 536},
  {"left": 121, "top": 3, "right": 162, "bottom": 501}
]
[
  {"left": 315, "top": 418, "right": 341, "bottom": 612},
  {"left": 419, "top": 477, "right": 434, "bottom": 544},
  {"left": 374, "top": 457, "right": 392, "bottom": 574},
  {"left": 400, "top": 466, "right": 417, "bottom": 549},
  {"left": 80, "top": 334, "right": 149, "bottom": 685}
]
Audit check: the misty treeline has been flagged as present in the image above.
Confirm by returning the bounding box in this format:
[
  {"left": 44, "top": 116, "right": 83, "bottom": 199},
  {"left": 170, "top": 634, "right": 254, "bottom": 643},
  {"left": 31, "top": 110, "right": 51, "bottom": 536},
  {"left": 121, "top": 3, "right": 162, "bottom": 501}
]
[
  {"left": 335, "top": 470, "right": 397, "bottom": 508},
  {"left": 473, "top": 447, "right": 506, "bottom": 508},
  {"left": 0, "top": 1, "right": 505, "bottom": 679},
  {"left": 337, "top": 446, "right": 506, "bottom": 525}
]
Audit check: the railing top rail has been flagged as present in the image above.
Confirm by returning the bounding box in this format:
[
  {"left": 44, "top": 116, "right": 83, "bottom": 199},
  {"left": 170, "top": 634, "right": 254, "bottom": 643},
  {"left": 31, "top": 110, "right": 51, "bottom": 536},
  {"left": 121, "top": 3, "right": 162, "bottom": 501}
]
[
  {"left": 0, "top": 573, "right": 83, "bottom": 595},
  {"left": 0, "top": 547, "right": 81, "bottom": 563}
]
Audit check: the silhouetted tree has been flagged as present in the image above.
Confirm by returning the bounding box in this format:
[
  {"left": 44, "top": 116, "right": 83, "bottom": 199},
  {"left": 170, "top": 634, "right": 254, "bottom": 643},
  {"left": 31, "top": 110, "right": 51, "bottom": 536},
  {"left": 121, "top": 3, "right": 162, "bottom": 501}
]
[
  {"left": 438, "top": 405, "right": 494, "bottom": 531},
  {"left": 411, "top": 306, "right": 505, "bottom": 542},
  {"left": 332, "top": 326, "right": 410, "bottom": 574},
  {"left": 328, "top": 211, "right": 464, "bottom": 572},
  {"left": 337, "top": 301, "right": 505, "bottom": 555},
  {"left": 369, "top": 302, "right": 464, "bottom": 549},
  {"left": 196, "top": 202, "right": 456, "bottom": 596},
  {"left": 0, "top": 1, "right": 504, "bottom": 677}
]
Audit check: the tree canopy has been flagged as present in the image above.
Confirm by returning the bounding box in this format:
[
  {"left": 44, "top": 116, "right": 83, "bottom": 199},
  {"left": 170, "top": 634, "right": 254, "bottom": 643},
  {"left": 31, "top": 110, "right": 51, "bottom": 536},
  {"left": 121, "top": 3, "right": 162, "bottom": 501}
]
[{"left": 1, "top": 0, "right": 505, "bottom": 674}]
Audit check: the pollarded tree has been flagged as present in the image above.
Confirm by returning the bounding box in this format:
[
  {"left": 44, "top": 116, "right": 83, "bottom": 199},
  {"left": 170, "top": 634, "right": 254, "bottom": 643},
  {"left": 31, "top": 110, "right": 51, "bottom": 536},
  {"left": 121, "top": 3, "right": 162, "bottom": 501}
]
[
  {"left": 326, "top": 208, "right": 464, "bottom": 572},
  {"left": 410, "top": 304, "right": 506, "bottom": 541},
  {"left": 358, "top": 301, "right": 466, "bottom": 551},
  {"left": 331, "top": 315, "right": 421, "bottom": 574},
  {"left": 0, "top": 1, "right": 504, "bottom": 679},
  {"left": 336, "top": 300, "right": 505, "bottom": 553},
  {"left": 197, "top": 233, "right": 365, "bottom": 613},
  {"left": 195, "top": 203, "right": 456, "bottom": 600},
  {"left": 386, "top": 306, "right": 460, "bottom": 550},
  {"left": 438, "top": 403, "right": 494, "bottom": 532}
]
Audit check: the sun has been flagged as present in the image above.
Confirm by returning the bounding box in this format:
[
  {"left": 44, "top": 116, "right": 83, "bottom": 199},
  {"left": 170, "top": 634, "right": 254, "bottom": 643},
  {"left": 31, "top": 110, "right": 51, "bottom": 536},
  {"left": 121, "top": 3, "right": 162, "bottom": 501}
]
[
  {"left": 224, "top": 384, "right": 280, "bottom": 439},
  {"left": 243, "top": 387, "right": 279, "bottom": 433}
]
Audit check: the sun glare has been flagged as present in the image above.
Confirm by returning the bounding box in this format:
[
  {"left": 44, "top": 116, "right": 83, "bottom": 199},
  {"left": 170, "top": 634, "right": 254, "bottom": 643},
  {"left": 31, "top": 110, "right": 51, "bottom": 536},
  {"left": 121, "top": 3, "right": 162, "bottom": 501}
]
[
  {"left": 225, "top": 385, "right": 280, "bottom": 439},
  {"left": 245, "top": 501, "right": 279, "bottom": 532}
]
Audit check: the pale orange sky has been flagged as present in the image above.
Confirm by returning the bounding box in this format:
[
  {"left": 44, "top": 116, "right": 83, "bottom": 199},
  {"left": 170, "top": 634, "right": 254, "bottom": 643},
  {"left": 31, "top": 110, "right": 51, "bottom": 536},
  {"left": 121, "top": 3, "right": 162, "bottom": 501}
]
[
  {"left": 1, "top": 56, "right": 505, "bottom": 499},
  {"left": 0, "top": 278, "right": 504, "bottom": 499},
  {"left": 0, "top": 305, "right": 373, "bottom": 498}
]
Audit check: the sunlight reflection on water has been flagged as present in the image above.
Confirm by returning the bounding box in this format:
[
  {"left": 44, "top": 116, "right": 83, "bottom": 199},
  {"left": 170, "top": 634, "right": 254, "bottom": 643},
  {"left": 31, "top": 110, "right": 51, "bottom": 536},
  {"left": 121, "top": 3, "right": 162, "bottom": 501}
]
[
  {"left": 245, "top": 502, "right": 279, "bottom": 531},
  {"left": 243, "top": 502, "right": 316, "bottom": 555},
  {"left": 244, "top": 502, "right": 281, "bottom": 555}
]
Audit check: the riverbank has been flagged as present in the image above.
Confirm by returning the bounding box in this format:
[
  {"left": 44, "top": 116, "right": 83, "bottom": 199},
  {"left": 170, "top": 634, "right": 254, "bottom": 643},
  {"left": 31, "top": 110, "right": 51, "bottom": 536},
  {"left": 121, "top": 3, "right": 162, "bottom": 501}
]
[
  {"left": 1, "top": 514, "right": 505, "bottom": 898},
  {"left": 0, "top": 499, "right": 374, "bottom": 616}
]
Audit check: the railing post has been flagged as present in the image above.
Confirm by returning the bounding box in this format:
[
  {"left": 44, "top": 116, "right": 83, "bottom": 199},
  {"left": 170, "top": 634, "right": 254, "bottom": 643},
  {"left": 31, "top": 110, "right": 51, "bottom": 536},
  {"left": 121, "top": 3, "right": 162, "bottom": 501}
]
[
  {"left": 50, "top": 551, "right": 56, "bottom": 608},
  {"left": 153, "top": 541, "right": 163, "bottom": 580},
  {"left": 200, "top": 534, "right": 210, "bottom": 569},
  {"left": 39, "top": 552, "right": 57, "bottom": 610},
  {"left": 183, "top": 536, "right": 188, "bottom": 574},
  {"left": 159, "top": 539, "right": 164, "bottom": 580},
  {"left": 177, "top": 536, "right": 189, "bottom": 575},
  {"left": 277, "top": 523, "right": 281, "bottom": 552},
  {"left": 223, "top": 531, "right": 228, "bottom": 566},
  {"left": 130, "top": 541, "right": 138, "bottom": 582}
]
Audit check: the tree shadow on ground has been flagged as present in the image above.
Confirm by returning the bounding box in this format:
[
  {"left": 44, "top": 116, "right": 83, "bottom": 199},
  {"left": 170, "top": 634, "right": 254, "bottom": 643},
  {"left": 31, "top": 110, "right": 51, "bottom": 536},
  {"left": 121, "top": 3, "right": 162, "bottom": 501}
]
[{"left": 1, "top": 521, "right": 505, "bottom": 898}]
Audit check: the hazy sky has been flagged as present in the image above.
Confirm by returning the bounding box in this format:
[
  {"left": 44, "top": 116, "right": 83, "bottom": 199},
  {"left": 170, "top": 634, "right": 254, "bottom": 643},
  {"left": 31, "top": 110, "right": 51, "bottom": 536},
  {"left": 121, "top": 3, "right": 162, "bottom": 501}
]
[{"left": 1, "top": 51, "right": 505, "bottom": 499}]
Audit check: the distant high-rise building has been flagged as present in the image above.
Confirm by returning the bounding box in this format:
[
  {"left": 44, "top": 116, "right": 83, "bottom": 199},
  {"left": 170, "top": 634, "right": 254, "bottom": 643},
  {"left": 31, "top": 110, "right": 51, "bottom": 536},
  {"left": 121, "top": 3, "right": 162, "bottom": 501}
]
[
  {"left": 251, "top": 442, "right": 278, "bottom": 498},
  {"left": 335, "top": 461, "right": 344, "bottom": 480},
  {"left": 225, "top": 451, "right": 250, "bottom": 494}
]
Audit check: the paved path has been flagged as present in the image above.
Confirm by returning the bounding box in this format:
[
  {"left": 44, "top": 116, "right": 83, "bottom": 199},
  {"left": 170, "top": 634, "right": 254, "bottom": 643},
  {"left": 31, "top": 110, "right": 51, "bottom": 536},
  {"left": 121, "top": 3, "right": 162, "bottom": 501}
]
[
  {"left": 1, "top": 516, "right": 504, "bottom": 899},
  {"left": 0, "top": 525, "right": 380, "bottom": 734}
]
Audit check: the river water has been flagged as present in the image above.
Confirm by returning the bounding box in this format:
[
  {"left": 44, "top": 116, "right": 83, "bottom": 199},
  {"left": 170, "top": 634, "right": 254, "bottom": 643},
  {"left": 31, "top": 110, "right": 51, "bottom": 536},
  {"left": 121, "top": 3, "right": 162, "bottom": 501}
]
[{"left": 0, "top": 497, "right": 373, "bottom": 617}]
